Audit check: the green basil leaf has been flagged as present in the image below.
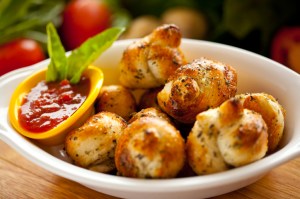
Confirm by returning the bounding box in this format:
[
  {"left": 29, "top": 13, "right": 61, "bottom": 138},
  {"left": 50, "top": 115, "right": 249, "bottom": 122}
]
[
  {"left": 0, "top": 30, "right": 47, "bottom": 47},
  {"left": 1, "top": 18, "right": 40, "bottom": 35},
  {"left": 67, "top": 27, "right": 125, "bottom": 84},
  {"left": 23, "top": 30, "right": 47, "bottom": 44},
  {"left": 0, "top": 0, "right": 64, "bottom": 45},
  {"left": 46, "top": 23, "right": 68, "bottom": 82},
  {"left": 25, "top": 1, "right": 64, "bottom": 24},
  {"left": 0, "top": 0, "right": 32, "bottom": 30},
  {"left": 46, "top": 61, "right": 58, "bottom": 82}
]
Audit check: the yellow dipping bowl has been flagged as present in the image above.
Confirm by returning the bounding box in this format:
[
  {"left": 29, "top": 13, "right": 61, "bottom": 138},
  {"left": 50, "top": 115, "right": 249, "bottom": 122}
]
[{"left": 9, "top": 65, "right": 104, "bottom": 146}]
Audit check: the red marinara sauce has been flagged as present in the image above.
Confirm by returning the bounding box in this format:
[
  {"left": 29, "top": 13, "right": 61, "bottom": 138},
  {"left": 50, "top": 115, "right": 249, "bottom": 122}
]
[{"left": 18, "top": 77, "right": 90, "bottom": 133}]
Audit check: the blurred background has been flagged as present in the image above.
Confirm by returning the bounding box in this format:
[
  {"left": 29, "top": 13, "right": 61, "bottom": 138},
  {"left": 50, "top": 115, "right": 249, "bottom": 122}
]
[{"left": 0, "top": 0, "right": 300, "bottom": 75}]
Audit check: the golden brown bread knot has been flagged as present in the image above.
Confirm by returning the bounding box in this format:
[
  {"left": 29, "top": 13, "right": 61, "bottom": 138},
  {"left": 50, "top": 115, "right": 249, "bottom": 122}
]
[
  {"left": 217, "top": 98, "right": 269, "bottom": 167},
  {"left": 95, "top": 85, "right": 137, "bottom": 121},
  {"left": 119, "top": 24, "right": 187, "bottom": 89},
  {"left": 186, "top": 108, "right": 229, "bottom": 174},
  {"left": 157, "top": 57, "right": 238, "bottom": 124},
  {"left": 115, "top": 116, "right": 185, "bottom": 178},
  {"left": 235, "top": 93, "right": 286, "bottom": 153},
  {"left": 65, "top": 112, "right": 127, "bottom": 173},
  {"left": 186, "top": 97, "right": 269, "bottom": 175}
]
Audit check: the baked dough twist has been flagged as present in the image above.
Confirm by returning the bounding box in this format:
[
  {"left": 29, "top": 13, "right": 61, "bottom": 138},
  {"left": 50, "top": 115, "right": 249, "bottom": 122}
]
[
  {"left": 115, "top": 116, "right": 185, "bottom": 178},
  {"left": 158, "top": 57, "right": 237, "bottom": 123},
  {"left": 65, "top": 112, "right": 127, "bottom": 173},
  {"left": 186, "top": 97, "right": 269, "bottom": 175},
  {"left": 119, "top": 24, "right": 187, "bottom": 88},
  {"left": 235, "top": 93, "right": 285, "bottom": 152}
]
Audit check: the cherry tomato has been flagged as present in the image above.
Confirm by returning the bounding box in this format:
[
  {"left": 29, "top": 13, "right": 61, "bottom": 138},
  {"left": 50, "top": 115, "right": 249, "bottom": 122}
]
[
  {"left": 271, "top": 27, "right": 300, "bottom": 73},
  {"left": 60, "top": 0, "right": 112, "bottom": 50},
  {"left": 0, "top": 39, "right": 46, "bottom": 76}
]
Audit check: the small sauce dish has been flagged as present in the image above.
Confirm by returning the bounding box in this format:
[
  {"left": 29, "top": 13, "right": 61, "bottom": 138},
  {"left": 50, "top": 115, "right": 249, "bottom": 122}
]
[{"left": 8, "top": 65, "right": 103, "bottom": 145}]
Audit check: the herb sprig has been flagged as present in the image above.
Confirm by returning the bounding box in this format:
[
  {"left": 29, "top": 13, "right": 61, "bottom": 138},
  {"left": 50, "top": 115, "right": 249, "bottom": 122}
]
[{"left": 46, "top": 23, "right": 125, "bottom": 84}]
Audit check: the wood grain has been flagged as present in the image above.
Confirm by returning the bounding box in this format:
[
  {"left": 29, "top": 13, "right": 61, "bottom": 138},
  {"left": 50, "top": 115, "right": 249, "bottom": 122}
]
[{"left": 1, "top": 140, "right": 300, "bottom": 199}]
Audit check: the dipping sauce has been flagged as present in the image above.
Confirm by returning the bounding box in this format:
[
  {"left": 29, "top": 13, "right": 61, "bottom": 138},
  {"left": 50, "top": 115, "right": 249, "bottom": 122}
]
[{"left": 18, "top": 77, "right": 90, "bottom": 133}]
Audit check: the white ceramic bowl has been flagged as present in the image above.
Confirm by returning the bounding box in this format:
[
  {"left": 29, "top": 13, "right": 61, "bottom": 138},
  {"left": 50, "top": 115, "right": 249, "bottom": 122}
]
[{"left": 0, "top": 39, "right": 300, "bottom": 199}]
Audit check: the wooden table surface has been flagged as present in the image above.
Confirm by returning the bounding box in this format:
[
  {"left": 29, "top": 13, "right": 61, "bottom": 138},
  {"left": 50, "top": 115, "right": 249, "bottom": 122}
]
[{"left": 1, "top": 139, "right": 300, "bottom": 199}]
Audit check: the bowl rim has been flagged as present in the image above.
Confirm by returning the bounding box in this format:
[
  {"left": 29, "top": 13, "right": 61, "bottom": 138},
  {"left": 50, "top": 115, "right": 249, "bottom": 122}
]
[{"left": 8, "top": 65, "right": 103, "bottom": 140}]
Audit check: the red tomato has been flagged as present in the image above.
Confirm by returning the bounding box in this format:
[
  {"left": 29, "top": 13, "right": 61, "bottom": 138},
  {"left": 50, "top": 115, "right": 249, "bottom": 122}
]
[
  {"left": 60, "top": 0, "right": 112, "bottom": 50},
  {"left": 0, "top": 39, "right": 46, "bottom": 76},
  {"left": 271, "top": 27, "right": 300, "bottom": 73}
]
